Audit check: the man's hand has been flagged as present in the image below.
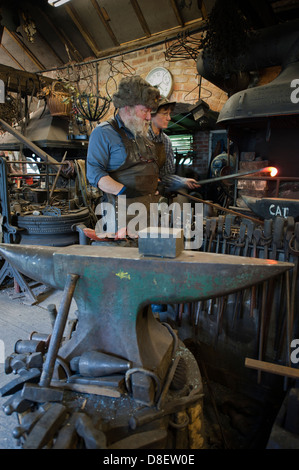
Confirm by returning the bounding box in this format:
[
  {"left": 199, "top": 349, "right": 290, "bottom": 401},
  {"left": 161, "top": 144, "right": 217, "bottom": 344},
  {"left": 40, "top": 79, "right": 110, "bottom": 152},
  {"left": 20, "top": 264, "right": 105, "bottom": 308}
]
[
  {"left": 184, "top": 178, "right": 201, "bottom": 189},
  {"left": 118, "top": 186, "right": 143, "bottom": 198}
]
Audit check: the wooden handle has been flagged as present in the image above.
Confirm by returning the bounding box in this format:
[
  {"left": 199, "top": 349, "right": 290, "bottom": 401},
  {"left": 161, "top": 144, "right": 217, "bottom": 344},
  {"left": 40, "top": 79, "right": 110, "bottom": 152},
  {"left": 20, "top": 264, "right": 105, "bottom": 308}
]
[{"left": 245, "top": 357, "right": 299, "bottom": 379}]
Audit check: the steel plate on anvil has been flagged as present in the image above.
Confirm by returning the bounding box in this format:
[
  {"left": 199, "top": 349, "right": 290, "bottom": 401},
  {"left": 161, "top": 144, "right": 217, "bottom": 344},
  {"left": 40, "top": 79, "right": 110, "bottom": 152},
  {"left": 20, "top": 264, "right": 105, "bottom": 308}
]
[
  {"left": 242, "top": 195, "right": 299, "bottom": 220},
  {"left": 138, "top": 227, "right": 184, "bottom": 258}
]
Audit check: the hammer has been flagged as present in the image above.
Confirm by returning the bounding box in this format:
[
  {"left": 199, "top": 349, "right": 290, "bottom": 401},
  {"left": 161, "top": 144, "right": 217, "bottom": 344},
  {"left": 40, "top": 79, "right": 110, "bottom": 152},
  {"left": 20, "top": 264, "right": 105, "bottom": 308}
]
[{"left": 22, "top": 273, "right": 79, "bottom": 403}]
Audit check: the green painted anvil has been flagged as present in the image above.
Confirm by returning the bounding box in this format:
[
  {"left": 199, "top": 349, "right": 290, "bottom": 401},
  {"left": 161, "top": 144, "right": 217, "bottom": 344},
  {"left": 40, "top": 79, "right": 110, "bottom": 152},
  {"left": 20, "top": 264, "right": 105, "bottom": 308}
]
[{"left": 0, "top": 243, "right": 293, "bottom": 403}]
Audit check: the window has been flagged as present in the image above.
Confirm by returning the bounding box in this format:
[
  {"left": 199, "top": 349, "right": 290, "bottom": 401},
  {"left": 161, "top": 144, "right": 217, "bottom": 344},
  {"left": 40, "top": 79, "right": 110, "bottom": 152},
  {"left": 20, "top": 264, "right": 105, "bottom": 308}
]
[{"left": 169, "top": 134, "right": 194, "bottom": 166}]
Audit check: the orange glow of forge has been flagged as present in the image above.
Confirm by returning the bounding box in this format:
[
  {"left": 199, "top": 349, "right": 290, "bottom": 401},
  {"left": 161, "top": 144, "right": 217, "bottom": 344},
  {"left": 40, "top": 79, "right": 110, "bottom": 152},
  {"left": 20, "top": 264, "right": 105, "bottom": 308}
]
[{"left": 267, "top": 167, "right": 278, "bottom": 177}]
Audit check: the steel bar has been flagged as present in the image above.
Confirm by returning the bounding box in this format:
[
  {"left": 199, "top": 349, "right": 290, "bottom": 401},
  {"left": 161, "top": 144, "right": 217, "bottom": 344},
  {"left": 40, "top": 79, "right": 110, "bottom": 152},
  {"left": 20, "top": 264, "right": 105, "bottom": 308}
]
[
  {"left": 0, "top": 118, "right": 62, "bottom": 171},
  {"left": 49, "top": 151, "right": 68, "bottom": 201},
  {"left": 39, "top": 273, "right": 79, "bottom": 387},
  {"left": 193, "top": 167, "right": 273, "bottom": 186},
  {"left": 176, "top": 191, "right": 264, "bottom": 225}
]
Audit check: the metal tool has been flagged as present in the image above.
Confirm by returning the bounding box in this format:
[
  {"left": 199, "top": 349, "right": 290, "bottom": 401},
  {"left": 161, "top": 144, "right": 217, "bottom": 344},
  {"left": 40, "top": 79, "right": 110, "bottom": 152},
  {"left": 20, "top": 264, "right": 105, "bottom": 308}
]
[
  {"left": 21, "top": 273, "right": 79, "bottom": 403},
  {"left": 0, "top": 242, "right": 293, "bottom": 406}
]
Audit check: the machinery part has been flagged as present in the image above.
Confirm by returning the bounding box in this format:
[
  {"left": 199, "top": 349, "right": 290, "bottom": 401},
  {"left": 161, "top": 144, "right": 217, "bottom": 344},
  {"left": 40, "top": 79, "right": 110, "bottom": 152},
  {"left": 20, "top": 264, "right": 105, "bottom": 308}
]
[
  {"left": 156, "top": 355, "right": 181, "bottom": 410},
  {"left": 242, "top": 196, "right": 299, "bottom": 221},
  {"left": 169, "top": 357, "right": 187, "bottom": 391},
  {"left": 128, "top": 389, "right": 204, "bottom": 430},
  {"left": 69, "top": 350, "right": 131, "bottom": 377},
  {"left": 125, "top": 367, "right": 161, "bottom": 405},
  {"left": 17, "top": 208, "right": 91, "bottom": 247},
  {"left": 14, "top": 340, "right": 45, "bottom": 354}
]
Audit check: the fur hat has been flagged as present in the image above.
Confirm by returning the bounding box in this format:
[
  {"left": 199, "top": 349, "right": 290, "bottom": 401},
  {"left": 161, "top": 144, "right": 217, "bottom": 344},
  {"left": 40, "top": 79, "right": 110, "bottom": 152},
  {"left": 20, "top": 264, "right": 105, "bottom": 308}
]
[{"left": 112, "top": 75, "right": 160, "bottom": 110}]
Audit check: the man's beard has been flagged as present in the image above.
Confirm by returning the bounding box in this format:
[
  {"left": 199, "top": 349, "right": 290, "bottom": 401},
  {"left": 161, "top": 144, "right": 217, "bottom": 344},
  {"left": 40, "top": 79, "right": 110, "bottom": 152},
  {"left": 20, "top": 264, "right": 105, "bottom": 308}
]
[{"left": 121, "top": 110, "right": 149, "bottom": 137}]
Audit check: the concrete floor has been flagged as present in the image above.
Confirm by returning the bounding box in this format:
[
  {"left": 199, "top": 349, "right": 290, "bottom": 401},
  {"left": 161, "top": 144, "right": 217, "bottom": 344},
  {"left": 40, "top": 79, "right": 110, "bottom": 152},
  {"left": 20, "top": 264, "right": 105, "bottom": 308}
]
[
  {"left": 0, "top": 282, "right": 77, "bottom": 449},
  {"left": 0, "top": 278, "right": 286, "bottom": 450}
]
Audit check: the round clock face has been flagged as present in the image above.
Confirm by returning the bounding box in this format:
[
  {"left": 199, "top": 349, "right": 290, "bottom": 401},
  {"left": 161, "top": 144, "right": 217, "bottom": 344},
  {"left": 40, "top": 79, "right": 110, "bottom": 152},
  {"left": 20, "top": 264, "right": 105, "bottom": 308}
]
[{"left": 146, "top": 67, "right": 173, "bottom": 98}]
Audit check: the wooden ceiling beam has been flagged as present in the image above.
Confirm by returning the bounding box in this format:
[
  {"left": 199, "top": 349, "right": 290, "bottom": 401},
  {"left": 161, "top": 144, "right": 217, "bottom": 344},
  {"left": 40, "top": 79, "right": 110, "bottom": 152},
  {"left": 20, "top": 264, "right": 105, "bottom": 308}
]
[
  {"left": 37, "top": 7, "right": 83, "bottom": 62},
  {"left": 5, "top": 28, "right": 46, "bottom": 71},
  {"left": 36, "top": 31, "right": 64, "bottom": 66},
  {"left": 130, "top": 0, "right": 151, "bottom": 37},
  {"left": 0, "top": 44, "right": 25, "bottom": 71},
  {"left": 95, "top": 19, "right": 205, "bottom": 60},
  {"left": 90, "top": 0, "right": 119, "bottom": 47},
  {"left": 64, "top": 3, "right": 100, "bottom": 57},
  {"left": 170, "top": 0, "right": 184, "bottom": 27}
]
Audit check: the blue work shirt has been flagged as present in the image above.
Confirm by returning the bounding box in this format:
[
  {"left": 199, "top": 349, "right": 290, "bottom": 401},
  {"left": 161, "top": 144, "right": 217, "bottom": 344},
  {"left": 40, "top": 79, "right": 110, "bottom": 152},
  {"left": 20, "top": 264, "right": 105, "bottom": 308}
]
[
  {"left": 86, "top": 114, "right": 131, "bottom": 188},
  {"left": 86, "top": 114, "right": 188, "bottom": 191}
]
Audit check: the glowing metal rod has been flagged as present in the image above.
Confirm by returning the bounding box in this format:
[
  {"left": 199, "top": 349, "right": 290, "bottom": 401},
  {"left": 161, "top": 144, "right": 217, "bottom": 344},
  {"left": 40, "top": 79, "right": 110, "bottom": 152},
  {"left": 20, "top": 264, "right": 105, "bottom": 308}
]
[{"left": 196, "top": 166, "right": 278, "bottom": 186}]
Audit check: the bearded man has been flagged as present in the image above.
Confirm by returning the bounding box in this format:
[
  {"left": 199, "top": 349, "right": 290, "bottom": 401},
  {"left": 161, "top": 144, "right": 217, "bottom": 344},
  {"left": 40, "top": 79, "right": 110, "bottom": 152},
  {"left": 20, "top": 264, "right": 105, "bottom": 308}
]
[
  {"left": 86, "top": 75, "right": 199, "bottom": 237},
  {"left": 86, "top": 75, "right": 163, "bottom": 236}
]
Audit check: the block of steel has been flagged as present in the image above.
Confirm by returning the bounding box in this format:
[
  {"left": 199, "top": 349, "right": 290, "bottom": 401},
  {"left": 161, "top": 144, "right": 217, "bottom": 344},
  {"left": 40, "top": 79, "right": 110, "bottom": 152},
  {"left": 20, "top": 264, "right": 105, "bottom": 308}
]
[{"left": 138, "top": 227, "right": 184, "bottom": 258}]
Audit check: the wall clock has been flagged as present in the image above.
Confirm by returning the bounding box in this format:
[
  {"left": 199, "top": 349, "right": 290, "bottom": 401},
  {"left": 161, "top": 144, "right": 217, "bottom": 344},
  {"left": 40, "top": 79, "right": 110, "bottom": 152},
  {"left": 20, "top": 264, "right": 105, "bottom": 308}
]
[{"left": 146, "top": 67, "right": 173, "bottom": 98}]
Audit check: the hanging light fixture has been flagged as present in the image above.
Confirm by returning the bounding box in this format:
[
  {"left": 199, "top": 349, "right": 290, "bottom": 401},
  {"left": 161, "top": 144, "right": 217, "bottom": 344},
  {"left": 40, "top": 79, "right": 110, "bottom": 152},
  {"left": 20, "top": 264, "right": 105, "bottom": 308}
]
[{"left": 48, "top": 0, "right": 71, "bottom": 6}]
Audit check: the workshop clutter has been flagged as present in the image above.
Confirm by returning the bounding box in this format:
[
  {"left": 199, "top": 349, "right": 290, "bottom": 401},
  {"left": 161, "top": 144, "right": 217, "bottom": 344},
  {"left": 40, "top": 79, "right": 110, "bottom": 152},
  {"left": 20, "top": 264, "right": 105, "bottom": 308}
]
[{"left": 175, "top": 214, "right": 299, "bottom": 369}]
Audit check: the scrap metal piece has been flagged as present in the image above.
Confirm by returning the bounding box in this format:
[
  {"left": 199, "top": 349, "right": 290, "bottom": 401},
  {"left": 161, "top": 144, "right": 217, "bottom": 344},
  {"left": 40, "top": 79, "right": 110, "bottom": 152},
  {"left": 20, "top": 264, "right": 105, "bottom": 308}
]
[
  {"left": 22, "top": 403, "right": 68, "bottom": 449},
  {"left": 108, "top": 429, "right": 167, "bottom": 449},
  {"left": 52, "top": 414, "right": 78, "bottom": 449},
  {"left": 2, "top": 390, "right": 33, "bottom": 415},
  {"left": 0, "top": 368, "right": 41, "bottom": 397},
  {"left": 75, "top": 413, "right": 106, "bottom": 449}
]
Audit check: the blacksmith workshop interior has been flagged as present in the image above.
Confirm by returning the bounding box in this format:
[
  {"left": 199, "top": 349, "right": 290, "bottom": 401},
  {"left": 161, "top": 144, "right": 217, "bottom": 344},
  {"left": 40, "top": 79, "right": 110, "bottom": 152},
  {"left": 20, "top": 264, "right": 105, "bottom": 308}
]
[{"left": 0, "top": 0, "right": 299, "bottom": 451}]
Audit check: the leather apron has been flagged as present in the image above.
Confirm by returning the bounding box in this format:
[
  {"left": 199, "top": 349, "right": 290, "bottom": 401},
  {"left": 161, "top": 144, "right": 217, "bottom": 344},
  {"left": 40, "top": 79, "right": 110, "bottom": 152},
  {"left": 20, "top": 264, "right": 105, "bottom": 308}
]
[{"left": 103, "top": 119, "right": 166, "bottom": 233}]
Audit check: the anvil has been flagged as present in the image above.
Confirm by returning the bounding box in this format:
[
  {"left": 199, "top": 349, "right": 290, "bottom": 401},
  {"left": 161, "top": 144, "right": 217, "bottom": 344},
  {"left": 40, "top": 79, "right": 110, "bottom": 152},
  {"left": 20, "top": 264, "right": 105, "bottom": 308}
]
[{"left": 0, "top": 243, "right": 293, "bottom": 403}]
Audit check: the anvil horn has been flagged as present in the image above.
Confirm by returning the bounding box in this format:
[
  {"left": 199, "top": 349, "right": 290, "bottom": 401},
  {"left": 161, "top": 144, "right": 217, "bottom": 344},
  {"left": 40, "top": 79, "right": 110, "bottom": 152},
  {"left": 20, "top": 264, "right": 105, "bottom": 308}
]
[
  {"left": 0, "top": 243, "right": 293, "bottom": 404},
  {"left": 0, "top": 244, "right": 59, "bottom": 288}
]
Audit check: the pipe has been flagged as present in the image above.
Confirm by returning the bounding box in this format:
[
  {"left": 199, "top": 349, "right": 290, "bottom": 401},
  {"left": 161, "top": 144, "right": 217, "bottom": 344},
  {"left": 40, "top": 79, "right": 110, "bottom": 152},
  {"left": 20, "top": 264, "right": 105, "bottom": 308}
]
[{"left": 0, "top": 118, "right": 62, "bottom": 171}]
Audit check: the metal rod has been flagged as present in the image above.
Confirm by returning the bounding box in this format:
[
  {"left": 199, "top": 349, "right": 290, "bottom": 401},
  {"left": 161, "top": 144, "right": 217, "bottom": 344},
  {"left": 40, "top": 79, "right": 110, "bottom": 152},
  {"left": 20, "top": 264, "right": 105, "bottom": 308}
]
[
  {"left": 5, "top": 160, "right": 69, "bottom": 165},
  {"left": 176, "top": 190, "right": 264, "bottom": 225},
  {"left": 39, "top": 273, "right": 79, "bottom": 387},
  {"left": 0, "top": 118, "right": 62, "bottom": 170},
  {"left": 194, "top": 167, "right": 273, "bottom": 186},
  {"left": 49, "top": 151, "right": 67, "bottom": 201}
]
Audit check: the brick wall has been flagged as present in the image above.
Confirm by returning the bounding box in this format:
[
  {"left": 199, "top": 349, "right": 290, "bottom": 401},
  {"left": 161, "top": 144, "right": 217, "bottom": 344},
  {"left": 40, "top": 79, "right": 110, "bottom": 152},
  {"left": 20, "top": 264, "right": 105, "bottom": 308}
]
[
  {"left": 65, "top": 37, "right": 228, "bottom": 118},
  {"left": 193, "top": 130, "right": 210, "bottom": 177},
  {"left": 53, "top": 38, "right": 228, "bottom": 173}
]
